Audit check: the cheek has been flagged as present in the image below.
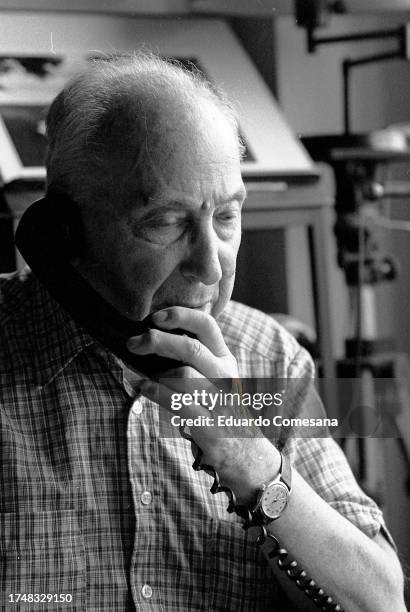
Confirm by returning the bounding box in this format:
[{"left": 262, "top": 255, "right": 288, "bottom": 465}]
[
  {"left": 127, "top": 245, "right": 178, "bottom": 288},
  {"left": 221, "top": 236, "right": 240, "bottom": 278},
  {"left": 118, "top": 245, "right": 182, "bottom": 318},
  {"left": 128, "top": 238, "right": 189, "bottom": 295},
  {"left": 211, "top": 242, "right": 239, "bottom": 317}
]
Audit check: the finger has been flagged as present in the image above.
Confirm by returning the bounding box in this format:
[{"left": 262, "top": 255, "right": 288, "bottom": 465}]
[
  {"left": 127, "top": 328, "right": 228, "bottom": 378},
  {"left": 159, "top": 365, "right": 205, "bottom": 379},
  {"left": 150, "top": 307, "right": 229, "bottom": 357}
]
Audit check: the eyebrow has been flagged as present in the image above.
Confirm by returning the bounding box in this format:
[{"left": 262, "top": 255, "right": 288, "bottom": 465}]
[
  {"left": 156, "top": 188, "right": 247, "bottom": 211},
  {"left": 134, "top": 186, "right": 248, "bottom": 221},
  {"left": 220, "top": 187, "right": 247, "bottom": 205}
]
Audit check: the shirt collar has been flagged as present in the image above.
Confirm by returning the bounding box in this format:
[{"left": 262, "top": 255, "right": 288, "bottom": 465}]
[
  {"left": 28, "top": 272, "right": 98, "bottom": 387},
  {"left": 28, "top": 272, "right": 143, "bottom": 395}
]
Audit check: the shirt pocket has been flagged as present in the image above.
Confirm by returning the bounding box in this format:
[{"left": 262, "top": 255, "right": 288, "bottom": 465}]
[
  {"left": 207, "top": 518, "right": 287, "bottom": 612},
  {"left": 0, "top": 510, "right": 86, "bottom": 611}
]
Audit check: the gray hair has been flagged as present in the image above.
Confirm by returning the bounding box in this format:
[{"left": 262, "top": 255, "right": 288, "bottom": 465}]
[{"left": 45, "top": 52, "right": 243, "bottom": 211}]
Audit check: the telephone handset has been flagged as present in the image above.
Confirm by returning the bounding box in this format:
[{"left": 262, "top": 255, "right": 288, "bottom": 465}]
[{"left": 15, "top": 194, "right": 193, "bottom": 377}]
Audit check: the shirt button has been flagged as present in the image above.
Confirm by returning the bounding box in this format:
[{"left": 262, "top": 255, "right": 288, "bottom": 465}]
[
  {"left": 140, "top": 491, "right": 152, "bottom": 505},
  {"left": 141, "top": 584, "right": 153, "bottom": 599},
  {"left": 132, "top": 399, "right": 143, "bottom": 415}
]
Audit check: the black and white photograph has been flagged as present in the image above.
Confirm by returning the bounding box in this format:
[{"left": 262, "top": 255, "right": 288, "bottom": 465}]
[{"left": 0, "top": 1, "right": 409, "bottom": 610}]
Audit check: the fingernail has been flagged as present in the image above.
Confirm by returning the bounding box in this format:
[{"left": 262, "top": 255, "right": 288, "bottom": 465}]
[
  {"left": 127, "top": 336, "right": 143, "bottom": 350},
  {"left": 152, "top": 310, "right": 169, "bottom": 323}
]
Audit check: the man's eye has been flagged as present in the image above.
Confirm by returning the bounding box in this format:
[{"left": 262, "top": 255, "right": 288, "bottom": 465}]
[
  {"left": 133, "top": 217, "right": 188, "bottom": 244},
  {"left": 215, "top": 210, "right": 240, "bottom": 224}
]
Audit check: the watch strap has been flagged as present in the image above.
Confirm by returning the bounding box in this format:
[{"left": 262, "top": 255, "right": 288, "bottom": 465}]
[{"left": 279, "top": 452, "right": 292, "bottom": 492}]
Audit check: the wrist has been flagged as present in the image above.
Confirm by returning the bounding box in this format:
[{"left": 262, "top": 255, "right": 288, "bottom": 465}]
[
  {"left": 249, "top": 451, "right": 292, "bottom": 524},
  {"left": 223, "top": 440, "right": 282, "bottom": 506}
]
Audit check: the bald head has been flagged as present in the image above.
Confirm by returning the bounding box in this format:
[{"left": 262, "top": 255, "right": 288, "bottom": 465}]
[{"left": 46, "top": 53, "right": 243, "bottom": 211}]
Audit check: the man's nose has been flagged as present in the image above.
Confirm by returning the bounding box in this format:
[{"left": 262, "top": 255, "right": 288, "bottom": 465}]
[{"left": 180, "top": 223, "right": 223, "bottom": 285}]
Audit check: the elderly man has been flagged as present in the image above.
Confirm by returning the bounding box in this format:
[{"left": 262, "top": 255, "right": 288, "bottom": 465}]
[{"left": 0, "top": 54, "right": 405, "bottom": 611}]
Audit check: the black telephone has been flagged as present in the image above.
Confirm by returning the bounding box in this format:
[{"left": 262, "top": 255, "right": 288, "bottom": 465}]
[{"left": 15, "top": 194, "right": 193, "bottom": 377}]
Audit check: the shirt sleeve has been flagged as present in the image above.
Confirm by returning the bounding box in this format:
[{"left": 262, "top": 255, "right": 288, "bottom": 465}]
[
  {"left": 282, "top": 346, "right": 396, "bottom": 549},
  {"left": 285, "top": 435, "right": 397, "bottom": 550}
]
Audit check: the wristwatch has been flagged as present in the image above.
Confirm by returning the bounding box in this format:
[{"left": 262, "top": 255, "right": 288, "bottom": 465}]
[{"left": 250, "top": 453, "right": 292, "bottom": 525}]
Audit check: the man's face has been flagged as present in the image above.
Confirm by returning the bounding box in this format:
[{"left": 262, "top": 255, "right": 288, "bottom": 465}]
[{"left": 79, "top": 104, "right": 246, "bottom": 321}]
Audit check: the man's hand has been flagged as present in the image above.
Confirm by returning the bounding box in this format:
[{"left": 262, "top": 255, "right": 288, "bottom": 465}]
[
  {"left": 128, "top": 306, "right": 238, "bottom": 379},
  {"left": 127, "top": 306, "right": 281, "bottom": 504}
]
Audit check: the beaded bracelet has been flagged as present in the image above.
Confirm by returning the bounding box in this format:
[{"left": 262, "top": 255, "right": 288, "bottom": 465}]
[{"left": 179, "top": 425, "right": 344, "bottom": 612}]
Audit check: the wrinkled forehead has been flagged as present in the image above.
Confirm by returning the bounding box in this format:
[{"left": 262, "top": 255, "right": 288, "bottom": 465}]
[
  {"left": 102, "top": 94, "right": 243, "bottom": 213},
  {"left": 119, "top": 155, "right": 244, "bottom": 217},
  {"left": 149, "top": 155, "right": 243, "bottom": 215}
]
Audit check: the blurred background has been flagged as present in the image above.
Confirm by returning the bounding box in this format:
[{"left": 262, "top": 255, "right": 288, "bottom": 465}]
[{"left": 0, "top": 0, "right": 409, "bottom": 600}]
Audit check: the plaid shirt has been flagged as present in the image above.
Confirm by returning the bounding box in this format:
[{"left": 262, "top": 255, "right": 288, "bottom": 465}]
[{"left": 0, "top": 270, "right": 390, "bottom": 612}]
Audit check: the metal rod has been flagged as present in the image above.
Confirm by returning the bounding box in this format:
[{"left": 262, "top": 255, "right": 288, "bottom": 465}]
[
  {"left": 312, "top": 27, "right": 402, "bottom": 50},
  {"left": 343, "top": 60, "right": 350, "bottom": 135},
  {"left": 345, "top": 50, "right": 402, "bottom": 69}
]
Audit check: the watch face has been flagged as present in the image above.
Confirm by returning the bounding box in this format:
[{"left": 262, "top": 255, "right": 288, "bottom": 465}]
[{"left": 261, "top": 482, "right": 289, "bottom": 519}]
